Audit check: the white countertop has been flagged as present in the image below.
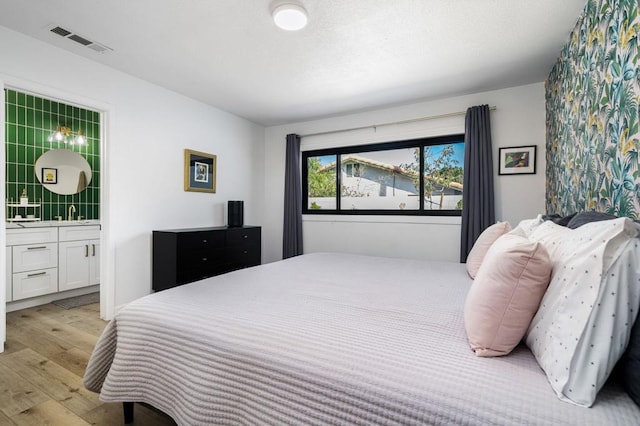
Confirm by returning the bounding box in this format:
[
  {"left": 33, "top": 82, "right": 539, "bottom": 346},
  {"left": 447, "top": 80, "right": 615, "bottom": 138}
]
[{"left": 6, "top": 220, "right": 101, "bottom": 229}]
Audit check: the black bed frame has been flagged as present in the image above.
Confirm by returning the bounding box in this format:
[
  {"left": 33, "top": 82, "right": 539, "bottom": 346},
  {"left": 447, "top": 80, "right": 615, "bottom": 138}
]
[
  {"left": 122, "top": 401, "right": 172, "bottom": 424},
  {"left": 123, "top": 402, "right": 134, "bottom": 424}
]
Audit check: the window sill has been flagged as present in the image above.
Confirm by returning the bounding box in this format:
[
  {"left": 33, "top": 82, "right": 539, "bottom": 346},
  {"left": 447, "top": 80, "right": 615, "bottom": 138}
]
[{"left": 302, "top": 214, "right": 461, "bottom": 225}]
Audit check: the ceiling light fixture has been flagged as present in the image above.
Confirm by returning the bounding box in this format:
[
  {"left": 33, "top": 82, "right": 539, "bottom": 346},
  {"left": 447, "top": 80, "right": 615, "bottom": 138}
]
[
  {"left": 48, "top": 125, "right": 86, "bottom": 145},
  {"left": 272, "top": 3, "right": 308, "bottom": 31}
]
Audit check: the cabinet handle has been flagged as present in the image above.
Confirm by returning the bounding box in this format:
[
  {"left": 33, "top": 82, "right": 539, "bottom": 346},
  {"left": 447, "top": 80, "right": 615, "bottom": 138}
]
[
  {"left": 92, "top": 244, "right": 96, "bottom": 256},
  {"left": 27, "top": 246, "right": 46, "bottom": 250},
  {"left": 202, "top": 257, "right": 208, "bottom": 261},
  {"left": 243, "top": 235, "right": 248, "bottom": 239},
  {"left": 243, "top": 250, "right": 248, "bottom": 254},
  {"left": 202, "top": 239, "right": 208, "bottom": 243},
  {"left": 27, "top": 271, "right": 46, "bottom": 277},
  {"left": 85, "top": 245, "right": 89, "bottom": 257}
]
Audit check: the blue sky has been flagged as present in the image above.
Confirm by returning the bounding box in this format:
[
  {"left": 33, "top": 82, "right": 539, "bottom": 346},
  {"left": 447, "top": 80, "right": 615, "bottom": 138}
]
[{"left": 315, "top": 142, "right": 464, "bottom": 168}]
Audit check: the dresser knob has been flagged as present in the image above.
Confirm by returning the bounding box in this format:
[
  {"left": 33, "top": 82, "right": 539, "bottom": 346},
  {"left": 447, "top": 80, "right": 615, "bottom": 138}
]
[
  {"left": 202, "top": 257, "right": 207, "bottom": 261},
  {"left": 243, "top": 250, "right": 248, "bottom": 254},
  {"left": 243, "top": 235, "right": 248, "bottom": 239},
  {"left": 202, "top": 239, "right": 208, "bottom": 243}
]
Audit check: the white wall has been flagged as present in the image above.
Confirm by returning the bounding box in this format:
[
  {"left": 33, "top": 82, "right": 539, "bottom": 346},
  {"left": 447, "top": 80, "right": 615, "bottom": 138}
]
[
  {"left": 0, "top": 23, "right": 547, "bottom": 317},
  {"left": 263, "top": 83, "right": 546, "bottom": 264},
  {"left": 0, "top": 26, "right": 265, "bottom": 313}
]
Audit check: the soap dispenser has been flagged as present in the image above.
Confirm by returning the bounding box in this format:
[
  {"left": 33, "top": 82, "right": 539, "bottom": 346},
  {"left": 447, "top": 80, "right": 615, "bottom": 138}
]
[{"left": 20, "top": 188, "right": 28, "bottom": 205}]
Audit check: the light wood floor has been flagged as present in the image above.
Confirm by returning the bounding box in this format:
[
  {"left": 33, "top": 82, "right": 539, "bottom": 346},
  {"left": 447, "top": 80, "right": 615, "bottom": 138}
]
[{"left": 0, "top": 302, "right": 177, "bottom": 425}]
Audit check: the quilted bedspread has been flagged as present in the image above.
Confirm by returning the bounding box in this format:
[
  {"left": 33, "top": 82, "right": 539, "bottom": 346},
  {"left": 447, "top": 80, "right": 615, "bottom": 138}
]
[{"left": 84, "top": 252, "right": 640, "bottom": 425}]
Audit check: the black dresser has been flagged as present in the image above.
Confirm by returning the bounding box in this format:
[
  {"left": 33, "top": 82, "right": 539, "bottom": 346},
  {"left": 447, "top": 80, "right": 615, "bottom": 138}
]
[{"left": 152, "top": 226, "right": 261, "bottom": 291}]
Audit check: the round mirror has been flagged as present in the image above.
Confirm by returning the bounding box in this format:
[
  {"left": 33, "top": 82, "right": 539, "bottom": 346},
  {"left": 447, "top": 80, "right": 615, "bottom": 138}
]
[{"left": 34, "top": 149, "right": 92, "bottom": 195}]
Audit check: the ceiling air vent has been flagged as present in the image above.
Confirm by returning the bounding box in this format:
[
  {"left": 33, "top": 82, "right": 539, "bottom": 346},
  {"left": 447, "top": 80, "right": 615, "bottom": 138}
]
[
  {"left": 68, "top": 34, "right": 92, "bottom": 46},
  {"left": 50, "top": 26, "right": 71, "bottom": 37},
  {"left": 48, "top": 25, "right": 113, "bottom": 54},
  {"left": 87, "top": 44, "right": 109, "bottom": 53}
]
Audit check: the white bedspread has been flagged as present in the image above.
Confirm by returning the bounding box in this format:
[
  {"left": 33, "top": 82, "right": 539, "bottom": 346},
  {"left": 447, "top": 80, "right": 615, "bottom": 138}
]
[{"left": 84, "top": 252, "right": 640, "bottom": 425}]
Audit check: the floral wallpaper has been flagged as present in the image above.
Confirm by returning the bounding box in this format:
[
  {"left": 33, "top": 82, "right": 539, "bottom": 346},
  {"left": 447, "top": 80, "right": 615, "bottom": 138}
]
[{"left": 546, "top": 0, "right": 640, "bottom": 219}]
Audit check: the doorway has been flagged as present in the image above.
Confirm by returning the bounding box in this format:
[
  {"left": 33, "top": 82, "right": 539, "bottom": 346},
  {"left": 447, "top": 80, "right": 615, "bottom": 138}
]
[{"left": 0, "top": 77, "right": 113, "bottom": 353}]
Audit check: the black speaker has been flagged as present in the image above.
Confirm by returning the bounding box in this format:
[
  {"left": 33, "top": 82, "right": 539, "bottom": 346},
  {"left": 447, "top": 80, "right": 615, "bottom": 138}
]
[{"left": 228, "top": 200, "right": 244, "bottom": 227}]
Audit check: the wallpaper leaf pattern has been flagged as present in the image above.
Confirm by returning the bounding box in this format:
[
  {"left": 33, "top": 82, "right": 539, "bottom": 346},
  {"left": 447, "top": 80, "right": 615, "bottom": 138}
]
[{"left": 546, "top": 0, "right": 640, "bottom": 219}]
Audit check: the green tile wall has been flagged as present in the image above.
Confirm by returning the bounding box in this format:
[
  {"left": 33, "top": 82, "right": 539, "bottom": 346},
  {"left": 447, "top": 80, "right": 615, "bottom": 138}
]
[{"left": 5, "top": 89, "right": 100, "bottom": 221}]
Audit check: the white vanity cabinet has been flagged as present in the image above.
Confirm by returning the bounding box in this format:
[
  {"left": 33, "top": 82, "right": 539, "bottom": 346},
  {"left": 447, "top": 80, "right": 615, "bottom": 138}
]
[
  {"left": 58, "top": 226, "right": 101, "bottom": 291},
  {"left": 5, "top": 224, "right": 101, "bottom": 305},
  {"left": 89, "top": 240, "right": 100, "bottom": 285},
  {"left": 6, "top": 228, "right": 58, "bottom": 301},
  {"left": 5, "top": 249, "right": 11, "bottom": 302}
]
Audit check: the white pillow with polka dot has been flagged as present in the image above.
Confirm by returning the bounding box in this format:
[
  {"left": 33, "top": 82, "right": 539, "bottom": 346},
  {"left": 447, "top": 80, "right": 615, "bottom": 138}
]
[
  {"left": 508, "top": 215, "right": 544, "bottom": 238},
  {"left": 525, "top": 217, "right": 640, "bottom": 407}
]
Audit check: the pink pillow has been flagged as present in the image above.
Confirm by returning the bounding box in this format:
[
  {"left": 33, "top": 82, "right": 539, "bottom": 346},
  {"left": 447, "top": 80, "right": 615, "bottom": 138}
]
[
  {"left": 464, "top": 234, "right": 551, "bottom": 357},
  {"left": 466, "top": 221, "right": 511, "bottom": 278}
]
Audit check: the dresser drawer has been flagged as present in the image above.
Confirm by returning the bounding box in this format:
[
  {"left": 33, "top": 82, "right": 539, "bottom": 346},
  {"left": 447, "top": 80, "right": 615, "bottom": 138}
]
[
  {"left": 178, "top": 231, "right": 225, "bottom": 251},
  {"left": 226, "top": 244, "right": 261, "bottom": 268},
  {"left": 177, "top": 265, "right": 226, "bottom": 285},
  {"left": 226, "top": 228, "right": 261, "bottom": 246},
  {"left": 178, "top": 247, "right": 225, "bottom": 269},
  {"left": 13, "top": 243, "right": 58, "bottom": 273}
]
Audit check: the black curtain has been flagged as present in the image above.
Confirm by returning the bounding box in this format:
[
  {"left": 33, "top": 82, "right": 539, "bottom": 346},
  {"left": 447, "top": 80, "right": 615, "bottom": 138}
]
[
  {"left": 460, "top": 105, "right": 495, "bottom": 262},
  {"left": 283, "top": 133, "right": 303, "bottom": 259}
]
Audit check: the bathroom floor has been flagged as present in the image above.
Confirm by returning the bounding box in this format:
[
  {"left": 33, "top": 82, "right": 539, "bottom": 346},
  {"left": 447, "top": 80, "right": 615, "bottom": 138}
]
[{"left": 0, "top": 302, "right": 177, "bottom": 425}]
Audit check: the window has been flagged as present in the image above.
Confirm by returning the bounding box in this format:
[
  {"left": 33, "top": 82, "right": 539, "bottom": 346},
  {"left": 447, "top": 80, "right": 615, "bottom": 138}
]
[
  {"left": 303, "top": 134, "right": 464, "bottom": 215},
  {"left": 306, "top": 154, "right": 337, "bottom": 210}
]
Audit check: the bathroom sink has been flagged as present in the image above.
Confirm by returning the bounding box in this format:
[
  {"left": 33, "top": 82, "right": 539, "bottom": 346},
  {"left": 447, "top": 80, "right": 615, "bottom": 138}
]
[
  {"left": 56, "top": 219, "right": 101, "bottom": 226},
  {"left": 11, "top": 219, "right": 101, "bottom": 228}
]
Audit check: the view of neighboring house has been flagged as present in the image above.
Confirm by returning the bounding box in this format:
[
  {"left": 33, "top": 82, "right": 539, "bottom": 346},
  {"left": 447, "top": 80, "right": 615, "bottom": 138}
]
[{"left": 311, "top": 155, "right": 463, "bottom": 210}]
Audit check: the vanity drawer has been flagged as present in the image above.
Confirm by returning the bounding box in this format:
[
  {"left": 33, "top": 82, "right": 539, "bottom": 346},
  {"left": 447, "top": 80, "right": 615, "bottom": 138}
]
[
  {"left": 6, "top": 249, "right": 12, "bottom": 302},
  {"left": 59, "top": 225, "right": 101, "bottom": 242},
  {"left": 12, "top": 267, "right": 58, "bottom": 301},
  {"left": 12, "top": 243, "right": 58, "bottom": 273},
  {"left": 6, "top": 227, "right": 57, "bottom": 245}
]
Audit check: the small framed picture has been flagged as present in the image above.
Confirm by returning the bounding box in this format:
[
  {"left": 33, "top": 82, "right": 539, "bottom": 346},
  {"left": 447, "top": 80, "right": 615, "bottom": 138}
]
[
  {"left": 499, "top": 145, "right": 537, "bottom": 175},
  {"left": 184, "top": 149, "right": 216, "bottom": 193},
  {"left": 42, "top": 167, "right": 58, "bottom": 184}
]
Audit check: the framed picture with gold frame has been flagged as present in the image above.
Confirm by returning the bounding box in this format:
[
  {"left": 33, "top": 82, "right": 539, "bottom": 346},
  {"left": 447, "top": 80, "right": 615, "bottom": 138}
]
[{"left": 184, "top": 149, "right": 216, "bottom": 193}]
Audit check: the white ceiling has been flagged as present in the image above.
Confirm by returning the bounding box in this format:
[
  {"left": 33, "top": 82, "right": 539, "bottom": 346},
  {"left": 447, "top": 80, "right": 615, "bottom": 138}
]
[{"left": 0, "top": 0, "right": 586, "bottom": 126}]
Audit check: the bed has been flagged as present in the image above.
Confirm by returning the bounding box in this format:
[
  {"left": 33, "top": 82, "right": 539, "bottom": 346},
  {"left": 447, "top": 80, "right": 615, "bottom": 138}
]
[{"left": 84, "top": 242, "right": 640, "bottom": 425}]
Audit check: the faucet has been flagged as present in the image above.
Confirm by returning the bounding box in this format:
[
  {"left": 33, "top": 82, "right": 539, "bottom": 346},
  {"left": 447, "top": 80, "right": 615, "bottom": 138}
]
[{"left": 68, "top": 204, "right": 76, "bottom": 221}]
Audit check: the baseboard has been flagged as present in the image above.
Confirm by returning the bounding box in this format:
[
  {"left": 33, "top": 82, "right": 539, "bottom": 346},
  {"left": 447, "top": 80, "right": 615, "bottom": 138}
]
[{"left": 6, "top": 285, "right": 100, "bottom": 312}]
